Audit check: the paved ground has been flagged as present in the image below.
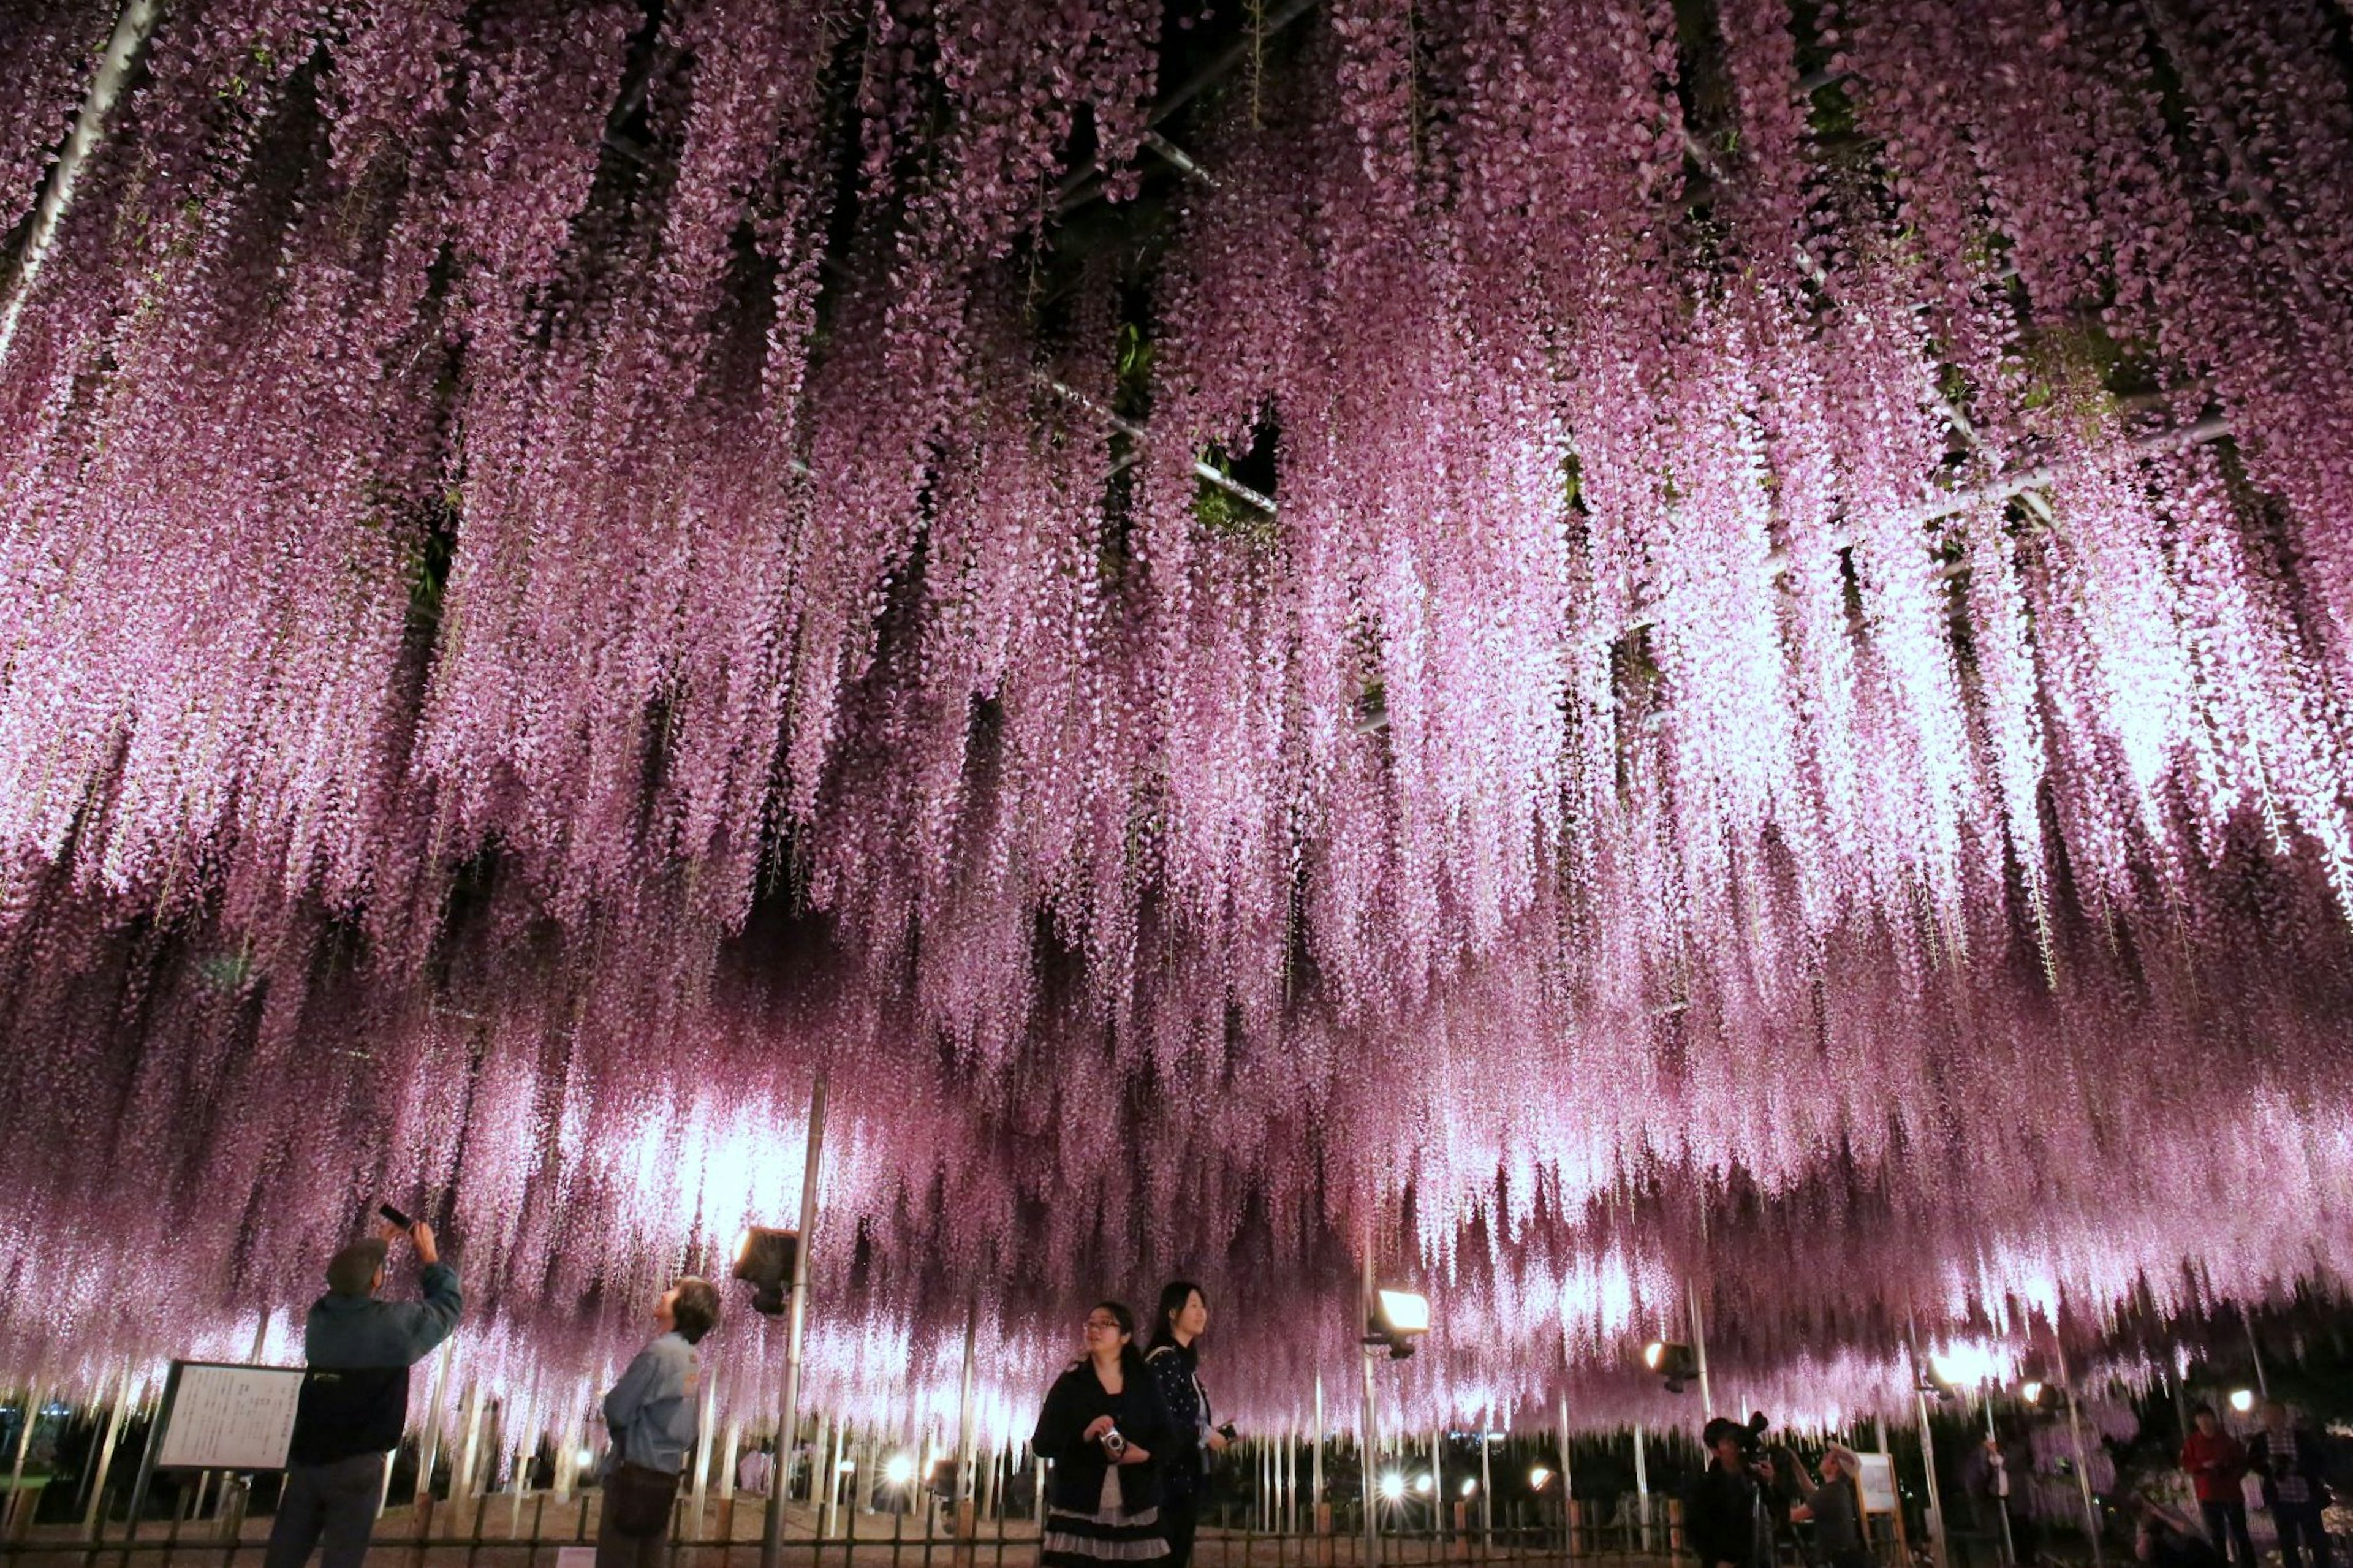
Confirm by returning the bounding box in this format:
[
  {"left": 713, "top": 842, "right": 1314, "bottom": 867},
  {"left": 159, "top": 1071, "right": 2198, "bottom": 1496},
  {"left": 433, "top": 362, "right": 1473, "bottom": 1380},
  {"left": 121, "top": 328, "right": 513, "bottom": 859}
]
[{"left": 2, "top": 1494, "right": 1653, "bottom": 1568}]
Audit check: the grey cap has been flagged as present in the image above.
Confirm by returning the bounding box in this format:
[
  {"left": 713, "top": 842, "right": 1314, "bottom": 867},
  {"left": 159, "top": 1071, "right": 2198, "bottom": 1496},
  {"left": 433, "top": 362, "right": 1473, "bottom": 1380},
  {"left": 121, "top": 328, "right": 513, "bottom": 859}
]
[{"left": 326, "top": 1238, "right": 388, "bottom": 1297}]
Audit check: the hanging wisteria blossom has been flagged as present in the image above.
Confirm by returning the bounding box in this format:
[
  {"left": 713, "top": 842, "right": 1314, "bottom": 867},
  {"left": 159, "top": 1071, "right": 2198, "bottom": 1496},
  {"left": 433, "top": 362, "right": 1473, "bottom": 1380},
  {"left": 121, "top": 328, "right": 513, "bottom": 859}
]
[{"left": 0, "top": 0, "right": 2349, "bottom": 1441}]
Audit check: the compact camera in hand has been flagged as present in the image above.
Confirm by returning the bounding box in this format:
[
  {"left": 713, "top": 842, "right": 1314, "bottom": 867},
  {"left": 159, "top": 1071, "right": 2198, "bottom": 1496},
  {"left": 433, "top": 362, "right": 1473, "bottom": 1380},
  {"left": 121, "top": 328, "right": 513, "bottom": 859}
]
[{"left": 1101, "top": 1429, "right": 1127, "bottom": 1458}]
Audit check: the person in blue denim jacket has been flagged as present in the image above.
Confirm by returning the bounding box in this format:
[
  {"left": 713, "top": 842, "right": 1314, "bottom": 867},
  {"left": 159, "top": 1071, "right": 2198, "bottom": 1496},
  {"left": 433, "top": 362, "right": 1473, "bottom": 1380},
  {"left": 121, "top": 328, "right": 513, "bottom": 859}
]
[{"left": 596, "top": 1278, "right": 720, "bottom": 1568}]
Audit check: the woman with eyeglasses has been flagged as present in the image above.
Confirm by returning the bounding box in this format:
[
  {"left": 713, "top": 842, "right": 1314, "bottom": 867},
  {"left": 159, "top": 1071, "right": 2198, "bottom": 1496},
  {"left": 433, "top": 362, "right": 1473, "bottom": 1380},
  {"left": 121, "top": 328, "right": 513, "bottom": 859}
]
[{"left": 1032, "top": 1301, "right": 1174, "bottom": 1568}]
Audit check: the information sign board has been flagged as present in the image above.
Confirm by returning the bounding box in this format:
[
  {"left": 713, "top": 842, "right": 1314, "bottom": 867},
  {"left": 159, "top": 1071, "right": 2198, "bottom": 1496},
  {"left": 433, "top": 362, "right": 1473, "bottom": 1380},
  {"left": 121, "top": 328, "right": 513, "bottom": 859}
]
[
  {"left": 151, "top": 1362, "right": 305, "bottom": 1472},
  {"left": 1855, "top": 1452, "right": 1900, "bottom": 1515}
]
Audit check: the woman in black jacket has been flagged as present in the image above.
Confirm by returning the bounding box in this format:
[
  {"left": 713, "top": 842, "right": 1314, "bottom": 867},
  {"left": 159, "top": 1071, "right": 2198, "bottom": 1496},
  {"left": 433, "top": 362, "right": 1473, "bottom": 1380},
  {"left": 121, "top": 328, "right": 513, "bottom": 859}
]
[
  {"left": 1033, "top": 1301, "right": 1174, "bottom": 1568},
  {"left": 1145, "top": 1281, "right": 1231, "bottom": 1568}
]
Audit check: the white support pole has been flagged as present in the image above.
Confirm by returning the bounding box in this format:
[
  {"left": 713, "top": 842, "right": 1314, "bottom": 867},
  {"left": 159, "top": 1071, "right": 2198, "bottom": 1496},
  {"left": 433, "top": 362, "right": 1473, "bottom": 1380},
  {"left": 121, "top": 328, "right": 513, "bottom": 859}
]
[
  {"left": 458, "top": 1382, "right": 486, "bottom": 1500},
  {"left": 9, "top": 1381, "right": 48, "bottom": 1528},
  {"left": 760, "top": 1070, "right": 828, "bottom": 1568},
  {"left": 1633, "top": 1424, "right": 1651, "bottom": 1555},
  {"left": 2054, "top": 1341, "right": 2104, "bottom": 1568},
  {"left": 819, "top": 1410, "right": 840, "bottom": 1537},
  {"left": 693, "top": 1377, "right": 717, "bottom": 1508},
  {"left": 555, "top": 1404, "right": 584, "bottom": 1506},
  {"left": 1360, "top": 1244, "right": 1382, "bottom": 1568},
  {"left": 1988, "top": 1398, "right": 2016, "bottom": 1566},
  {"left": 2245, "top": 1316, "right": 2270, "bottom": 1399},
  {"left": 953, "top": 1306, "right": 979, "bottom": 1539},
  {"left": 1479, "top": 1417, "right": 1494, "bottom": 1547},
  {"left": 1431, "top": 1425, "right": 1444, "bottom": 1542},
  {"left": 1312, "top": 1373, "right": 1326, "bottom": 1535},
  {"left": 1556, "top": 1391, "right": 1574, "bottom": 1563},
  {"left": 1687, "top": 1281, "right": 1715, "bottom": 1417},
  {"left": 84, "top": 1366, "right": 135, "bottom": 1540},
  {"left": 1915, "top": 1383, "right": 1950, "bottom": 1568},
  {"left": 415, "top": 1337, "right": 457, "bottom": 1507}
]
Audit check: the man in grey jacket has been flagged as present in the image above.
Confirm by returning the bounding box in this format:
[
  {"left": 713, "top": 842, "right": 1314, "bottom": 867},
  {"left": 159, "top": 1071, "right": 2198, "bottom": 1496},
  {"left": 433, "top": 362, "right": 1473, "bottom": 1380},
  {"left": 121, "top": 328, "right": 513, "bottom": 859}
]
[{"left": 263, "top": 1221, "right": 463, "bottom": 1568}]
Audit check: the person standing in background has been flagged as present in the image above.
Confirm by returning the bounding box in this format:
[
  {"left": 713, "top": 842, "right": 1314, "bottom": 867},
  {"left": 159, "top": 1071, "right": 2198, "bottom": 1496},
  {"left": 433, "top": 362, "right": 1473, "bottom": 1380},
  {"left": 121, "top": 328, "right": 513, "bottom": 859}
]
[
  {"left": 735, "top": 1440, "right": 774, "bottom": 1499},
  {"left": 1790, "top": 1445, "right": 1873, "bottom": 1568},
  {"left": 1686, "top": 1419, "right": 1770, "bottom": 1568},
  {"left": 265, "top": 1221, "right": 463, "bottom": 1568},
  {"left": 1145, "top": 1282, "right": 1231, "bottom": 1568},
  {"left": 2180, "top": 1404, "right": 2256, "bottom": 1568},
  {"left": 596, "top": 1278, "right": 721, "bottom": 1568},
  {"left": 2248, "top": 1400, "right": 2333, "bottom": 1568}
]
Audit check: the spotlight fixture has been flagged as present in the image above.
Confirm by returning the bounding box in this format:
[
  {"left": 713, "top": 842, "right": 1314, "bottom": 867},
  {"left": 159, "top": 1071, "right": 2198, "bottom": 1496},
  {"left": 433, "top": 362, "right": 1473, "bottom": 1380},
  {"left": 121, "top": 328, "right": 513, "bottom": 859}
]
[
  {"left": 1379, "top": 1472, "right": 1406, "bottom": 1502},
  {"left": 1642, "top": 1339, "right": 1699, "bottom": 1393},
  {"left": 1363, "top": 1287, "right": 1433, "bottom": 1359},
  {"left": 2229, "top": 1388, "right": 2256, "bottom": 1415},
  {"left": 575, "top": 1447, "right": 596, "bottom": 1468},
  {"left": 1528, "top": 1466, "right": 1553, "bottom": 1491},
  {"left": 1413, "top": 1474, "right": 1434, "bottom": 1496},
  {"left": 2018, "top": 1381, "right": 2044, "bottom": 1406},
  {"left": 731, "top": 1225, "right": 800, "bottom": 1316},
  {"left": 885, "top": 1453, "right": 916, "bottom": 1487},
  {"left": 1460, "top": 1478, "right": 1478, "bottom": 1498}
]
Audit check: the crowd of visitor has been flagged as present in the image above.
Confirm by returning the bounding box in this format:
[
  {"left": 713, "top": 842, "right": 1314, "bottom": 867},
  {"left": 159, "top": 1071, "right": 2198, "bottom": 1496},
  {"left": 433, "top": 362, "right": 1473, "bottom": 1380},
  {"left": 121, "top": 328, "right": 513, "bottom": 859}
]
[{"left": 256, "top": 1224, "right": 2339, "bottom": 1568}]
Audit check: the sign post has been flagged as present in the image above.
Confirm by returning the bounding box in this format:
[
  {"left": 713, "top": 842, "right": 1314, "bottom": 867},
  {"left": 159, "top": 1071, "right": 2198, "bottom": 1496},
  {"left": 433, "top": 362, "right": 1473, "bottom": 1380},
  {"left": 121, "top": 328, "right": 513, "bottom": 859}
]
[{"left": 124, "top": 1362, "right": 305, "bottom": 1539}]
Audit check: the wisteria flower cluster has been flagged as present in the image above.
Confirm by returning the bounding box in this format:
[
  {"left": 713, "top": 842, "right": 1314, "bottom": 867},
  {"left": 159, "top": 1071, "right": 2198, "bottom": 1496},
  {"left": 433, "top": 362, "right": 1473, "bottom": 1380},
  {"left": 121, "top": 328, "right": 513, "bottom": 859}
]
[{"left": 0, "top": 0, "right": 2349, "bottom": 1447}]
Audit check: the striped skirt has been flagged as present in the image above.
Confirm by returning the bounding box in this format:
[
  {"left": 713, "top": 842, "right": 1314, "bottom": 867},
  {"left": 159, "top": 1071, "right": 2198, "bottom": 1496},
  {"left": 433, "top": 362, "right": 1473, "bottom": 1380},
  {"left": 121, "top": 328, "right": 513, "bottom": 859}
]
[{"left": 1041, "top": 1468, "right": 1167, "bottom": 1567}]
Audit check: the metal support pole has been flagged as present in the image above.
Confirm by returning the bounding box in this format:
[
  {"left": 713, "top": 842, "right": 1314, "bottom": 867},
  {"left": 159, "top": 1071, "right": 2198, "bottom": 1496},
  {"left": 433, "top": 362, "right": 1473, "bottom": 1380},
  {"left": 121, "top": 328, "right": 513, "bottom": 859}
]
[
  {"left": 2245, "top": 1316, "right": 2270, "bottom": 1399},
  {"left": 760, "top": 1070, "right": 828, "bottom": 1568},
  {"left": 2054, "top": 1341, "right": 2104, "bottom": 1568}
]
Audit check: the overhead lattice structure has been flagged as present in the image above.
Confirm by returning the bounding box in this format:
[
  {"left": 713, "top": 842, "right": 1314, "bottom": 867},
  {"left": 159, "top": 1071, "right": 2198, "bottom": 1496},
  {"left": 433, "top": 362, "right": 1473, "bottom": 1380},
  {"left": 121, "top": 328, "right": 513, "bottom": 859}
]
[{"left": 1, "top": 0, "right": 2351, "bottom": 1436}]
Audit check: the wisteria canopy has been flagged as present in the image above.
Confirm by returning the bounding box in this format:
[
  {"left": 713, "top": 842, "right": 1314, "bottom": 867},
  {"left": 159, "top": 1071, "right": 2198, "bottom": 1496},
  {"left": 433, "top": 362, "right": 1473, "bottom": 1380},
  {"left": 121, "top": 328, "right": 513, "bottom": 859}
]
[{"left": 1, "top": 0, "right": 2351, "bottom": 1442}]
